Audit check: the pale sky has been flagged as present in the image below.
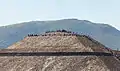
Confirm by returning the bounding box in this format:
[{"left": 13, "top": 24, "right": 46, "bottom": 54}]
[{"left": 0, "top": 0, "right": 120, "bottom": 30}]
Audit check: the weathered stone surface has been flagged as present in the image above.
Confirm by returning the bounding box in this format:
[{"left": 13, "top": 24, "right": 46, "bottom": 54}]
[
  {"left": 0, "top": 31, "right": 120, "bottom": 71},
  {"left": 0, "top": 56, "right": 115, "bottom": 71}
]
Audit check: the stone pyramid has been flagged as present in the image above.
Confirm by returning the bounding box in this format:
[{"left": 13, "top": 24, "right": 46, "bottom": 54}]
[{"left": 0, "top": 30, "right": 119, "bottom": 71}]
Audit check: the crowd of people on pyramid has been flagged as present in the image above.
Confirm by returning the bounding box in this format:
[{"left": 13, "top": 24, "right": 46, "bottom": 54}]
[
  {"left": 27, "top": 30, "right": 80, "bottom": 37},
  {"left": 27, "top": 30, "right": 94, "bottom": 41},
  {"left": 28, "top": 34, "right": 39, "bottom": 36},
  {"left": 28, "top": 33, "right": 79, "bottom": 37},
  {"left": 45, "top": 29, "right": 72, "bottom": 33}
]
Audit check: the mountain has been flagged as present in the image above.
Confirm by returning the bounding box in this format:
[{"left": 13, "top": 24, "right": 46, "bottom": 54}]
[
  {"left": 0, "top": 19, "right": 120, "bottom": 49},
  {"left": 0, "top": 31, "right": 120, "bottom": 71}
]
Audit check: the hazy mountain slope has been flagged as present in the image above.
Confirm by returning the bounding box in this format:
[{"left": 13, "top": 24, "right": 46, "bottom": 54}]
[{"left": 0, "top": 19, "right": 120, "bottom": 49}]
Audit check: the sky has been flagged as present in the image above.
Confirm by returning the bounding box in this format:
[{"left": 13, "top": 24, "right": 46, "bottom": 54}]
[{"left": 0, "top": 0, "right": 120, "bottom": 30}]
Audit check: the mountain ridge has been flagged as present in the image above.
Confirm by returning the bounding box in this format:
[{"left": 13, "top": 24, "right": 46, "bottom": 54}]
[{"left": 0, "top": 18, "right": 120, "bottom": 49}]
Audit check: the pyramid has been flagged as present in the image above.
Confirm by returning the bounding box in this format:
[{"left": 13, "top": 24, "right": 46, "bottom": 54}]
[
  {"left": 0, "top": 30, "right": 120, "bottom": 71},
  {"left": 8, "top": 30, "right": 109, "bottom": 52}
]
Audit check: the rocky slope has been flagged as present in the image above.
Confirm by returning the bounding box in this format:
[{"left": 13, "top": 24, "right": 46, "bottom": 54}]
[
  {"left": 0, "top": 56, "right": 119, "bottom": 71},
  {"left": 0, "top": 31, "right": 120, "bottom": 71}
]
